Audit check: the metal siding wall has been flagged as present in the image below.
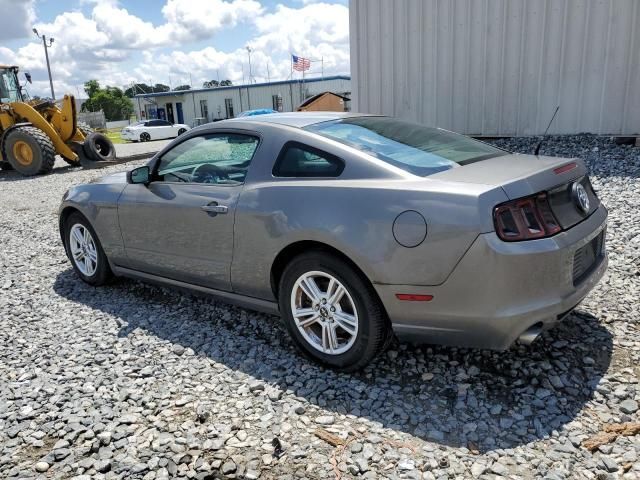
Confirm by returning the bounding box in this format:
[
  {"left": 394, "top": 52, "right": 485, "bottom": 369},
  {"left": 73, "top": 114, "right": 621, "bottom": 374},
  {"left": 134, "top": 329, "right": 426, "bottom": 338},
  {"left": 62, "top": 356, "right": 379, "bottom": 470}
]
[{"left": 351, "top": 0, "right": 640, "bottom": 135}]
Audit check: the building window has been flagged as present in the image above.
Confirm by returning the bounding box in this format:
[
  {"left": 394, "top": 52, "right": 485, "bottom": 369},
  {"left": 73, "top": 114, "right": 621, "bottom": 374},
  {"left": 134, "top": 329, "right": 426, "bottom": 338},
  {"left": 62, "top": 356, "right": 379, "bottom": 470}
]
[
  {"left": 272, "top": 94, "right": 283, "bottom": 112},
  {"left": 199, "top": 99, "right": 208, "bottom": 120},
  {"left": 224, "top": 98, "right": 234, "bottom": 118}
]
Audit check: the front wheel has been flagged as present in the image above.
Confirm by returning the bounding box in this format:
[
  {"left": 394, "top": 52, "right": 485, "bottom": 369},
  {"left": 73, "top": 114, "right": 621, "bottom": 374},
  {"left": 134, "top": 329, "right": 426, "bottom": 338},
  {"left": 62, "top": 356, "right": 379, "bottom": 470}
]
[
  {"left": 278, "top": 252, "right": 389, "bottom": 371},
  {"left": 140, "top": 132, "right": 151, "bottom": 142},
  {"left": 63, "top": 212, "right": 113, "bottom": 285}
]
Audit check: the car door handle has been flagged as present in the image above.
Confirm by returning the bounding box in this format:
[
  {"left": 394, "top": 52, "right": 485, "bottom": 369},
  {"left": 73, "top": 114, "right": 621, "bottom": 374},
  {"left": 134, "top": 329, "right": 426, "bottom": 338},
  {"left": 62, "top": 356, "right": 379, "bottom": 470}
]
[{"left": 201, "top": 204, "right": 228, "bottom": 214}]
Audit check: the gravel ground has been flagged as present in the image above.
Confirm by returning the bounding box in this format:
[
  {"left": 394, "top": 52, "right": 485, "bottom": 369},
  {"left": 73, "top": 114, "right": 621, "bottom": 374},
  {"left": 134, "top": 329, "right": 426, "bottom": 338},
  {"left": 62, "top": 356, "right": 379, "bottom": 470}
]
[{"left": 0, "top": 136, "right": 639, "bottom": 480}]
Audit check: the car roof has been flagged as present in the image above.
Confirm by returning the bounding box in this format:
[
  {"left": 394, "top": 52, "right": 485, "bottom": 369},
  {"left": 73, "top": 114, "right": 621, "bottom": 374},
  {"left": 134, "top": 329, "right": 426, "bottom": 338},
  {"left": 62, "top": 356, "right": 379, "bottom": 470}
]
[{"left": 223, "top": 111, "right": 381, "bottom": 128}]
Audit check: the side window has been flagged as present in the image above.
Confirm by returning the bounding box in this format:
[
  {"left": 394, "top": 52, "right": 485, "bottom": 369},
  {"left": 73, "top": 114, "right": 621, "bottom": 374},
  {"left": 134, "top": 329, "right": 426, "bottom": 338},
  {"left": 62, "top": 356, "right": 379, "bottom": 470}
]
[
  {"left": 156, "top": 133, "right": 259, "bottom": 185},
  {"left": 147, "top": 120, "right": 160, "bottom": 127},
  {"left": 273, "top": 143, "right": 344, "bottom": 178}
]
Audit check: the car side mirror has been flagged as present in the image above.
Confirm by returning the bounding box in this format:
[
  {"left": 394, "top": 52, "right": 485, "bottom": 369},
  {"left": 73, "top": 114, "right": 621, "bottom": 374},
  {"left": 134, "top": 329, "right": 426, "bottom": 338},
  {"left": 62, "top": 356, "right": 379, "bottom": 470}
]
[{"left": 128, "top": 166, "right": 150, "bottom": 185}]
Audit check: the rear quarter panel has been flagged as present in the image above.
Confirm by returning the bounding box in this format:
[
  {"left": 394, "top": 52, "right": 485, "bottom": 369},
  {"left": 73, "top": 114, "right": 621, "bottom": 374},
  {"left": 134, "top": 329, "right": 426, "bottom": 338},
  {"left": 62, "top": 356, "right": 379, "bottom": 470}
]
[{"left": 231, "top": 178, "right": 508, "bottom": 300}]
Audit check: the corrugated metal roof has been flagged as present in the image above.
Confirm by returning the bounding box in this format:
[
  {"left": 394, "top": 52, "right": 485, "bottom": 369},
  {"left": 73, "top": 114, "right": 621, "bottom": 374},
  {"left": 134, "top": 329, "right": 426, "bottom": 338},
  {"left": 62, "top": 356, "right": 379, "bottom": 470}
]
[{"left": 134, "top": 75, "right": 351, "bottom": 99}]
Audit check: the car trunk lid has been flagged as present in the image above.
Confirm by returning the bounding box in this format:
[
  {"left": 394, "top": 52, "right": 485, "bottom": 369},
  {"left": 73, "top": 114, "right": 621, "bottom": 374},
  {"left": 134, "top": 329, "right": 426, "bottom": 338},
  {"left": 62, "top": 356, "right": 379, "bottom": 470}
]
[{"left": 431, "top": 153, "right": 600, "bottom": 230}]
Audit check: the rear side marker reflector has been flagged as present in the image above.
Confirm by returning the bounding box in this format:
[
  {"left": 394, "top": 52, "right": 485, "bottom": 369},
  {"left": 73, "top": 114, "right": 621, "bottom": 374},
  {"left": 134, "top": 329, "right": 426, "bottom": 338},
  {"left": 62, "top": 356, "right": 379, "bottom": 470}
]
[
  {"left": 396, "top": 294, "right": 434, "bottom": 301},
  {"left": 554, "top": 162, "right": 577, "bottom": 174}
]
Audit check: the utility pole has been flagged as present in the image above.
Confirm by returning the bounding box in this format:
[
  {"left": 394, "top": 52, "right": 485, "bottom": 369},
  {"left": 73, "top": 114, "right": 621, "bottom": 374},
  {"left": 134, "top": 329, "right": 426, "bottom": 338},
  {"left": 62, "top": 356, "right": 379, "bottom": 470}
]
[
  {"left": 33, "top": 28, "right": 55, "bottom": 99},
  {"left": 246, "top": 46, "right": 253, "bottom": 83}
]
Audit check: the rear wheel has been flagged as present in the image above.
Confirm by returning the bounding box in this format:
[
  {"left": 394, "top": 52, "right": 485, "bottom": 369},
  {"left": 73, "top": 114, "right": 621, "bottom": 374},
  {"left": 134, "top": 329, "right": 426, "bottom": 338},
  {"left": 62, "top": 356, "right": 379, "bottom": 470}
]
[
  {"left": 3, "top": 126, "right": 56, "bottom": 176},
  {"left": 77, "top": 122, "right": 94, "bottom": 137},
  {"left": 140, "top": 132, "right": 151, "bottom": 142},
  {"left": 63, "top": 212, "right": 113, "bottom": 285},
  {"left": 278, "top": 252, "right": 389, "bottom": 371},
  {"left": 62, "top": 122, "right": 96, "bottom": 166},
  {"left": 178, "top": 128, "right": 187, "bottom": 136}
]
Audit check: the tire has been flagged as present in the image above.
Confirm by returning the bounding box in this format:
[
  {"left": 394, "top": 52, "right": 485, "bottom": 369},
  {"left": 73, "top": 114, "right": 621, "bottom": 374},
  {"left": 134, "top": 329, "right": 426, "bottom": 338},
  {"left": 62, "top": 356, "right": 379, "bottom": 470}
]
[
  {"left": 77, "top": 122, "right": 94, "bottom": 137},
  {"left": 63, "top": 141, "right": 90, "bottom": 167},
  {"left": 2, "top": 126, "right": 55, "bottom": 176},
  {"left": 140, "top": 132, "right": 151, "bottom": 142},
  {"left": 83, "top": 132, "right": 116, "bottom": 162},
  {"left": 0, "top": 162, "right": 13, "bottom": 171},
  {"left": 63, "top": 211, "right": 113, "bottom": 286},
  {"left": 278, "top": 252, "right": 389, "bottom": 371},
  {"left": 178, "top": 128, "right": 187, "bottom": 136}
]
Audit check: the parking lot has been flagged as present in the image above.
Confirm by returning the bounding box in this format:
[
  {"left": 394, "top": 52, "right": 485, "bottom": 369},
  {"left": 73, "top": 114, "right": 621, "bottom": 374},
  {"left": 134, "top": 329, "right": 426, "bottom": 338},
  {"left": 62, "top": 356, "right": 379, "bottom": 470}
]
[{"left": 0, "top": 135, "right": 638, "bottom": 479}]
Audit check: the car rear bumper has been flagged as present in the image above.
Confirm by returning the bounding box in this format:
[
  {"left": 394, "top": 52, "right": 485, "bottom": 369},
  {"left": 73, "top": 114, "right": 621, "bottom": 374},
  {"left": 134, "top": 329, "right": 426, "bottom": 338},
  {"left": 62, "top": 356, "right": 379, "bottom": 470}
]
[{"left": 376, "top": 204, "right": 608, "bottom": 350}]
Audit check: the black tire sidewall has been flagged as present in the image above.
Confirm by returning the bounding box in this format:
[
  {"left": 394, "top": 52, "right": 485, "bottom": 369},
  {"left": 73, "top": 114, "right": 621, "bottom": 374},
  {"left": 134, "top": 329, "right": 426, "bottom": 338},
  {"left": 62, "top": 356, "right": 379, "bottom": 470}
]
[
  {"left": 63, "top": 212, "right": 112, "bottom": 286},
  {"left": 140, "top": 132, "right": 150, "bottom": 142},
  {"left": 278, "top": 252, "right": 386, "bottom": 370},
  {"left": 83, "top": 132, "right": 116, "bottom": 162},
  {"left": 4, "top": 128, "right": 53, "bottom": 176}
]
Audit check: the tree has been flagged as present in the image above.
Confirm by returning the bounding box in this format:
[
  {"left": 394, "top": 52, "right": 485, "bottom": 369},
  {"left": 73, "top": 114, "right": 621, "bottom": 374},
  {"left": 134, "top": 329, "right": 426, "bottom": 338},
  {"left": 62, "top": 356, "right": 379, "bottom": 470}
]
[
  {"left": 82, "top": 80, "right": 134, "bottom": 121},
  {"left": 203, "top": 80, "right": 219, "bottom": 88},
  {"left": 174, "top": 84, "right": 191, "bottom": 91},
  {"left": 220, "top": 79, "right": 233, "bottom": 86},
  {"left": 124, "top": 83, "right": 153, "bottom": 98},
  {"left": 153, "top": 83, "right": 170, "bottom": 93},
  {"left": 83, "top": 80, "right": 100, "bottom": 98}
]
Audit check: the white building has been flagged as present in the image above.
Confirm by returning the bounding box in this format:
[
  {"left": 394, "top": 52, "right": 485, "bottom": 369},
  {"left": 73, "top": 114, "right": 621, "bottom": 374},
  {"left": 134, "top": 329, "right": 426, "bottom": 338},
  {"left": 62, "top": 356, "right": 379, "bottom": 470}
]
[
  {"left": 350, "top": 0, "right": 640, "bottom": 136},
  {"left": 133, "top": 76, "right": 351, "bottom": 126}
]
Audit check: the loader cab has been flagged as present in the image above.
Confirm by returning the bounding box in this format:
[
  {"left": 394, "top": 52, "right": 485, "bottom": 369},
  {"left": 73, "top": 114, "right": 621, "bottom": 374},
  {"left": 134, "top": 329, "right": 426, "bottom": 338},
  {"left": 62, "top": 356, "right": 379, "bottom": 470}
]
[{"left": 0, "top": 66, "right": 24, "bottom": 104}]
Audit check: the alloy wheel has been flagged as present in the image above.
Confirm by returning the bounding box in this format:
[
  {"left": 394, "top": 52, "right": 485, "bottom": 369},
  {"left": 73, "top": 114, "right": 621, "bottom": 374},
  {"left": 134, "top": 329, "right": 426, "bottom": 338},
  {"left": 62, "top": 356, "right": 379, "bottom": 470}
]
[
  {"left": 290, "top": 271, "right": 359, "bottom": 355},
  {"left": 69, "top": 224, "right": 98, "bottom": 276}
]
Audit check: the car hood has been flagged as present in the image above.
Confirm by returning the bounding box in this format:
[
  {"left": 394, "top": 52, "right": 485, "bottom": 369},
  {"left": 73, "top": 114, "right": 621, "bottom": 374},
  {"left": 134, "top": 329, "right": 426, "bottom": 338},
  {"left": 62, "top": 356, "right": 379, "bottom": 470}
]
[
  {"left": 430, "top": 153, "right": 588, "bottom": 199},
  {"left": 90, "top": 171, "right": 128, "bottom": 184}
]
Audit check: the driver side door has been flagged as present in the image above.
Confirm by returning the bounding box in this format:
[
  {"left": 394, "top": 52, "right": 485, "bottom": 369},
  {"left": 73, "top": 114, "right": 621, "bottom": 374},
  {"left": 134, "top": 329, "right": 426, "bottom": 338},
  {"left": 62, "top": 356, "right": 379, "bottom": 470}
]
[{"left": 117, "top": 131, "right": 260, "bottom": 291}]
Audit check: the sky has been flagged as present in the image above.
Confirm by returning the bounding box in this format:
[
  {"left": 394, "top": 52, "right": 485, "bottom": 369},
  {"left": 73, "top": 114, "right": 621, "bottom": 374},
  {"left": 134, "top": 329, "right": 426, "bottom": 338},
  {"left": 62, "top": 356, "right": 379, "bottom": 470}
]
[{"left": 0, "top": 0, "right": 350, "bottom": 98}]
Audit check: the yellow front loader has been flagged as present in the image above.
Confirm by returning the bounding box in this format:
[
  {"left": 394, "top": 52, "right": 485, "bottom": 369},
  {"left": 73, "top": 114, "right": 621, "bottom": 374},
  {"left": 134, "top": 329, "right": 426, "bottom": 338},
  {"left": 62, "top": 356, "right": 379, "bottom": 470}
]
[{"left": 0, "top": 65, "right": 115, "bottom": 176}]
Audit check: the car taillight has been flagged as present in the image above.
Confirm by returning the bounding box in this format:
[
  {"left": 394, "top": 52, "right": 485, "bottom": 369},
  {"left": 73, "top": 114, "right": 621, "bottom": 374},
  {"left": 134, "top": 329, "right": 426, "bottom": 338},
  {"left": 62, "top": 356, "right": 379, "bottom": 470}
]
[{"left": 494, "top": 193, "right": 561, "bottom": 241}]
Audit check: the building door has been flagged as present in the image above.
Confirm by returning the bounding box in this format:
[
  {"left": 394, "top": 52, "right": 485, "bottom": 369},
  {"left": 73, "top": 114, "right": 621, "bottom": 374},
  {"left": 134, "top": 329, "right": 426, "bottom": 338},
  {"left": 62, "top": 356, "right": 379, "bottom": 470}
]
[
  {"left": 157, "top": 107, "right": 166, "bottom": 120},
  {"left": 176, "top": 102, "right": 184, "bottom": 124},
  {"left": 166, "top": 103, "right": 175, "bottom": 123}
]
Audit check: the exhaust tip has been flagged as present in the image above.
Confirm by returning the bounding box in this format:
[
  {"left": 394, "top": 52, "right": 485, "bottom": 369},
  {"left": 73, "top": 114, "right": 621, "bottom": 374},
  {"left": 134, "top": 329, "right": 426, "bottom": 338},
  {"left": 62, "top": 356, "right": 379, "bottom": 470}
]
[{"left": 518, "top": 322, "right": 543, "bottom": 346}]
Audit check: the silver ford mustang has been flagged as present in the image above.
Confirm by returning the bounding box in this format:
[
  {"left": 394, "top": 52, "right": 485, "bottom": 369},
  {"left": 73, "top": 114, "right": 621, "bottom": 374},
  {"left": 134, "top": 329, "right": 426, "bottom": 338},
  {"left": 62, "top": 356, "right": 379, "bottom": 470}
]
[{"left": 58, "top": 112, "right": 608, "bottom": 370}]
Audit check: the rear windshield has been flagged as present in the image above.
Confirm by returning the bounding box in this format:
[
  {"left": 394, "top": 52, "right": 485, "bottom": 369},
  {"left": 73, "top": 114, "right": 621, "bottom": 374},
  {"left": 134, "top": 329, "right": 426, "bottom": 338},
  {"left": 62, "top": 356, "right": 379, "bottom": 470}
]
[{"left": 305, "top": 117, "right": 507, "bottom": 176}]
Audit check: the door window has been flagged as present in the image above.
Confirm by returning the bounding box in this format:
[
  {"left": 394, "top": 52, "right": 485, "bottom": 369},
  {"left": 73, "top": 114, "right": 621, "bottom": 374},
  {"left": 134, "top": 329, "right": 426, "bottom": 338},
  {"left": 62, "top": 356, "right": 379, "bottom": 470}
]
[{"left": 156, "top": 134, "right": 259, "bottom": 185}]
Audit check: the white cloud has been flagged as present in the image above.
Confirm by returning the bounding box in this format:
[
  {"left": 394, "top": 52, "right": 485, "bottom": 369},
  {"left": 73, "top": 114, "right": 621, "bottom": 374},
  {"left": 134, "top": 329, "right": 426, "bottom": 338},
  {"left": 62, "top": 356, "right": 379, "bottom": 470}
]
[
  {"left": 0, "top": 0, "right": 350, "bottom": 98},
  {"left": 160, "top": 0, "right": 263, "bottom": 43},
  {"left": 0, "top": 0, "right": 36, "bottom": 41}
]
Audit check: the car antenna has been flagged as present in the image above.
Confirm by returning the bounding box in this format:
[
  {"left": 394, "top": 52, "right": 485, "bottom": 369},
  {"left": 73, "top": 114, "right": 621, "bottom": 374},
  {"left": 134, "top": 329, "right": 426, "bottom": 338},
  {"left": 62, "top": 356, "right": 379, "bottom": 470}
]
[{"left": 534, "top": 105, "right": 560, "bottom": 156}]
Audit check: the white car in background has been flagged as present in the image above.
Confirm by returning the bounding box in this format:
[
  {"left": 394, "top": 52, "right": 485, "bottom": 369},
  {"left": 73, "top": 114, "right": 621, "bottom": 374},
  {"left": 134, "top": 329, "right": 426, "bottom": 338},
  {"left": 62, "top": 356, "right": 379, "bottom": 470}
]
[{"left": 121, "top": 120, "right": 190, "bottom": 142}]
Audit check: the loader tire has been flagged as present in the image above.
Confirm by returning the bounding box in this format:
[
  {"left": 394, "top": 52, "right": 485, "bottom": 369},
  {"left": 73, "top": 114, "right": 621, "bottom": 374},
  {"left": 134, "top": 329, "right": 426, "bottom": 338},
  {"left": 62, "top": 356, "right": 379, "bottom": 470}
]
[
  {"left": 3, "top": 126, "right": 56, "bottom": 176},
  {"left": 77, "top": 122, "right": 94, "bottom": 137},
  {"left": 83, "top": 132, "right": 116, "bottom": 162},
  {"left": 1, "top": 162, "right": 14, "bottom": 171},
  {"left": 63, "top": 142, "right": 90, "bottom": 167},
  {"left": 62, "top": 123, "right": 95, "bottom": 166}
]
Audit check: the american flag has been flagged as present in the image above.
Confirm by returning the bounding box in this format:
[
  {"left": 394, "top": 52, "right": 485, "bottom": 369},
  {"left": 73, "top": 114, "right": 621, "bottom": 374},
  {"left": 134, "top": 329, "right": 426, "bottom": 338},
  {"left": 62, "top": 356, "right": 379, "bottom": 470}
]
[{"left": 292, "top": 54, "right": 311, "bottom": 72}]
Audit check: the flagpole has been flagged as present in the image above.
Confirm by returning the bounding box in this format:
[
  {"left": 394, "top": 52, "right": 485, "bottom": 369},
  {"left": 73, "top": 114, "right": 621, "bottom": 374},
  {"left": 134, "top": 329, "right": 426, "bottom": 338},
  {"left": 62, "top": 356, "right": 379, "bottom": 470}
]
[{"left": 290, "top": 54, "right": 294, "bottom": 110}]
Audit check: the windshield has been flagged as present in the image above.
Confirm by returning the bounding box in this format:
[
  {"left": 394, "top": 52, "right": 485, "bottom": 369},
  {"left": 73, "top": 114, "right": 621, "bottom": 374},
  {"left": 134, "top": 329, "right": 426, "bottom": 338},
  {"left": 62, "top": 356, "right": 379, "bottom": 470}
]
[
  {"left": 0, "top": 70, "right": 22, "bottom": 103},
  {"left": 305, "top": 117, "right": 507, "bottom": 176}
]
